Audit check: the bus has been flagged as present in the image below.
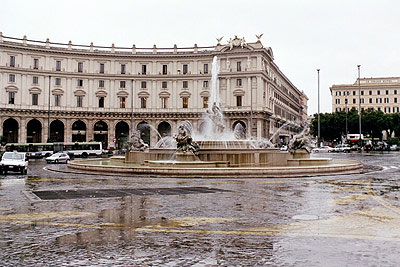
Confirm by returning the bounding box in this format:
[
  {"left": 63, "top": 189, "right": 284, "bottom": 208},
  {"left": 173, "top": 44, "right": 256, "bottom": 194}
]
[
  {"left": 5, "top": 142, "right": 103, "bottom": 158},
  {"left": 5, "top": 143, "right": 54, "bottom": 158},
  {"left": 55, "top": 142, "right": 103, "bottom": 157}
]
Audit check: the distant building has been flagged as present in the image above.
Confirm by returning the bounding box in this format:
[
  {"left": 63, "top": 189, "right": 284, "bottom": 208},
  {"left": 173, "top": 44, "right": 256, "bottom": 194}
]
[
  {"left": 0, "top": 33, "right": 307, "bottom": 148},
  {"left": 330, "top": 77, "right": 400, "bottom": 114}
]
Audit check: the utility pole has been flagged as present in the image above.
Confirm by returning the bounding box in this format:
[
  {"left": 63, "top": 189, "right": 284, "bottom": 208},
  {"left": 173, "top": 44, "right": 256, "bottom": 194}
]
[
  {"left": 317, "top": 69, "right": 320, "bottom": 147},
  {"left": 47, "top": 75, "right": 51, "bottom": 142},
  {"left": 358, "top": 65, "right": 362, "bottom": 147}
]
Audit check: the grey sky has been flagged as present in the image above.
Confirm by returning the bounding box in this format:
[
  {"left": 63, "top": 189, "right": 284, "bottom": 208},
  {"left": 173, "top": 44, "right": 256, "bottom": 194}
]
[{"left": 1, "top": 0, "right": 400, "bottom": 115}]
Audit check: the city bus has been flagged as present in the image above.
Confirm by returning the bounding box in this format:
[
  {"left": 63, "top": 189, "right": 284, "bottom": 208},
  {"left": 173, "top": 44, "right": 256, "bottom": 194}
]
[
  {"left": 5, "top": 142, "right": 102, "bottom": 158},
  {"left": 5, "top": 143, "right": 54, "bottom": 158},
  {"left": 54, "top": 142, "right": 103, "bottom": 157}
]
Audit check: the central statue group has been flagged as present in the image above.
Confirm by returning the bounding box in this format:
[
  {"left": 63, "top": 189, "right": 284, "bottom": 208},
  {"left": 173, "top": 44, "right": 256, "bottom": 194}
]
[{"left": 174, "top": 125, "right": 200, "bottom": 155}]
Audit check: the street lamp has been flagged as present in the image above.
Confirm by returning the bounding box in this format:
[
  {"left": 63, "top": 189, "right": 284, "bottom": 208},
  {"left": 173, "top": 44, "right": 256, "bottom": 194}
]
[
  {"left": 47, "top": 75, "right": 51, "bottom": 142},
  {"left": 317, "top": 69, "right": 320, "bottom": 147},
  {"left": 357, "top": 65, "right": 362, "bottom": 147}
]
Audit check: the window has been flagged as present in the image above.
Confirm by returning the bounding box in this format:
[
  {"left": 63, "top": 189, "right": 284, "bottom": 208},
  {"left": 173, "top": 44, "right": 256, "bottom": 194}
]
[
  {"left": 33, "top": 76, "right": 39, "bottom": 85},
  {"left": 361, "top": 90, "right": 364, "bottom": 96},
  {"left": 56, "top": 61, "right": 61, "bottom": 71},
  {"left": 236, "top": 79, "right": 242, "bottom": 87},
  {"left": 385, "top": 107, "right": 391, "bottom": 113},
  {"left": 395, "top": 98, "right": 398, "bottom": 103},
  {"left": 378, "top": 107, "right": 381, "bottom": 111},
  {"left": 99, "top": 80, "right": 104, "bottom": 88},
  {"left": 77, "top": 79, "right": 83, "bottom": 87},
  {"left": 183, "top": 64, "right": 188, "bottom": 74},
  {"left": 10, "top": 56, "right": 15, "bottom": 67},
  {"left": 395, "top": 90, "right": 398, "bottom": 94},
  {"left": 54, "top": 95, "right": 61, "bottom": 106},
  {"left": 120, "top": 97, "right": 126, "bottom": 108},
  {"left": 236, "top": 95, "right": 242, "bottom": 107},
  {"left": 162, "top": 81, "right": 167, "bottom": 89},
  {"left": 369, "top": 90, "right": 372, "bottom": 95},
  {"left": 120, "top": 81, "right": 126, "bottom": 88},
  {"left": 203, "top": 97, "right": 208, "bottom": 108},
  {"left": 141, "top": 65, "right": 147, "bottom": 75},
  {"left": 161, "top": 97, "right": 168, "bottom": 108},
  {"left": 369, "top": 98, "right": 372, "bottom": 104},
  {"left": 203, "top": 64, "right": 208, "bottom": 74},
  {"left": 182, "top": 97, "right": 188, "bottom": 108},
  {"left": 336, "top": 107, "right": 341, "bottom": 112},
  {"left": 100, "top": 63, "right": 105, "bottom": 73},
  {"left": 78, "top": 62, "right": 83, "bottom": 72},
  {"left": 360, "top": 98, "right": 364, "bottom": 104},
  {"left": 345, "top": 99, "right": 348, "bottom": 104},
  {"left": 32, "top": 93, "right": 38, "bottom": 105},
  {"left": 55, "top": 78, "right": 61, "bottom": 86},
  {"left": 384, "top": 97, "right": 389, "bottom": 103},
  {"left": 203, "top": 81, "right": 209, "bottom": 88},
  {"left": 394, "top": 107, "right": 399, "bottom": 113},
  {"left": 141, "top": 81, "right": 147, "bottom": 89},
  {"left": 77, "top": 96, "right": 83, "bottom": 107},
  {"left": 140, "top": 97, "right": 147, "bottom": 108},
  {"left": 162, "top": 65, "right": 167, "bottom": 75},
  {"left": 335, "top": 99, "right": 340, "bottom": 104},
  {"left": 376, "top": 98, "right": 382, "bottom": 104},
  {"left": 121, "top": 64, "right": 126, "bottom": 74},
  {"left": 8, "top": 92, "right": 15, "bottom": 104},
  {"left": 9, "top": 74, "right": 15, "bottom": 82},
  {"left": 386, "top": 90, "right": 389, "bottom": 95},
  {"left": 237, "top": 62, "right": 242, "bottom": 72},
  {"left": 183, "top": 81, "right": 188, "bottom": 89},
  {"left": 98, "top": 97, "right": 104, "bottom": 108},
  {"left": 353, "top": 98, "right": 356, "bottom": 104},
  {"left": 33, "top": 59, "right": 39, "bottom": 69},
  {"left": 377, "top": 90, "right": 380, "bottom": 95},
  {"left": 353, "top": 91, "right": 356, "bottom": 95}
]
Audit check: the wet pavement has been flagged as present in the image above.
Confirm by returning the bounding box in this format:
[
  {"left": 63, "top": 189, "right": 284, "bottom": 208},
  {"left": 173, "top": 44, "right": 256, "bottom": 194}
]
[{"left": 1, "top": 152, "right": 400, "bottom": 266}]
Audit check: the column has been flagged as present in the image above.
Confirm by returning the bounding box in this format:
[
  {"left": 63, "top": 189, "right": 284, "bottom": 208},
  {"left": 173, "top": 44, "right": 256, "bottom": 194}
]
[
  {"left": 20, "top": 117, "right": 26, "bottom": 143},
  {"left": 108, "top": 120, "right": 115, "bottom": 149},
  {"left": 65, "top": 119, "right": 72, "bottom": 142}
]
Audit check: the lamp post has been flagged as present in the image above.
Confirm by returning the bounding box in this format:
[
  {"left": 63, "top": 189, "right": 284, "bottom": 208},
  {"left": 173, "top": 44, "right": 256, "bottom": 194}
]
[
  {"left": 47, "top": 75, "right": 51, "bottom": 142},
  {"left": 357, "top": 65, "right": 362, "bottom": 146},
  {"left": 345, "top": 90, "right": 348, "bottom": 138},
  {"left": 317, "top": 69, "right": 320, "bottom": 147}
]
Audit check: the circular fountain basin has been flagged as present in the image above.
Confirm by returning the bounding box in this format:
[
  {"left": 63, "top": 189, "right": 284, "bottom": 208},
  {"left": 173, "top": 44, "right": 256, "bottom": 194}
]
[{"left": 67, "top": 156, "right": 363, "bottom": 178}]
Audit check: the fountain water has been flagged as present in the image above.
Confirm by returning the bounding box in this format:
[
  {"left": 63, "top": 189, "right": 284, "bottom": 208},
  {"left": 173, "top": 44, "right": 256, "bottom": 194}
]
[{"left": 68, "top": 57, "right": 363, "bottom": 177}]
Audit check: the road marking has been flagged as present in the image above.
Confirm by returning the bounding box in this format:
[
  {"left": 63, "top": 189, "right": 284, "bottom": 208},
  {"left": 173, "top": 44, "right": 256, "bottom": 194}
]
[
  {"left": 364, "top": 179, "right": 400, "bottom": 216},
  {"left": 330, "top": 185, "right": 362, "bottom": 194},
  {"left": 0, "top": 211, "right": 98, "bottom": 220}
]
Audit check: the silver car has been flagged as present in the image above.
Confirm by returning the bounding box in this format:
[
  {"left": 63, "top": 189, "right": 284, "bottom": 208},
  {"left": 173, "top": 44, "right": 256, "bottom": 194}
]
[{"left": 46, "top": 152, "right": 70, "bottom": 164}]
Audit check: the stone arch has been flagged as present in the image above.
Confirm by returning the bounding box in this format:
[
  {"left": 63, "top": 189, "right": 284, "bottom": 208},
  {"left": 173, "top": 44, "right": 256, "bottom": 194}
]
[
  {"left": 93, "top": 120, "right": 108, "bottom": 148},
  {"left": 115, "top": 121, "right": 130, "bottom": 150},
  {"left": 136, "top": 121, "right": 150, "bottom": 146},
  {"left": 2, "top": 118, "right": 19, "bottom": 143},
  {"left": 157, "top": 121, "right": 172, "bottom": 140},
  {"left": 49, "top": 119, "right": 64, "bottom": 142},
  {"left": 198, "top": 121, "right": 208, "bottom": 135},
  {"left": 27, "top": 119, "right": 42, "bottom": 143},
  {"left": 232, "top": 120, "right": 246, "bottom": 131},
  {"left": 72, "top": 120, "right": 87, "bottom": 142}
]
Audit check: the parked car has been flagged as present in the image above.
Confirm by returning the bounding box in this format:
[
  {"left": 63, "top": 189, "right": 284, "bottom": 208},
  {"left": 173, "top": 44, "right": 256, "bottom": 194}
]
[
  {"left": 280, "top": 145, "right": 288, "bottom": 151},
  {"left": 390, "top": 145, "right": 399, "bottom": 151},
  {"left": 0, "top": 151, "right": 28, "bottom": 174},
  {"left": 46, "top": 152, "right": 70, "bottom": 164},
  {"left": 311, "top": 146, "right": 333, "bottom": 153},
  {"left": 334, "top": 144, "right": 351, "bottom": 153}
]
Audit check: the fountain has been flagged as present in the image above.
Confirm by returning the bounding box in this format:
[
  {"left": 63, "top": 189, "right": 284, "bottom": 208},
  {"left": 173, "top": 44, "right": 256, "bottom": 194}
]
[{"left": 68, "top": 56, "right": 363, "bottom": 177}]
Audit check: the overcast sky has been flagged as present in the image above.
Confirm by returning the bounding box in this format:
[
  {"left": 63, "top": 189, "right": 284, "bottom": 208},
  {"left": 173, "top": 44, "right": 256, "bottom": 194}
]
[{"left": 1, "top": 0, "right": 400, "bottom": 115}]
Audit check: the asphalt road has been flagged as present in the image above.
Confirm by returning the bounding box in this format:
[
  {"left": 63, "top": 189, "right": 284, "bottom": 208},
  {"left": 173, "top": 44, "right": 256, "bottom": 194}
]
[{"left": 0, "top": 152, "right": 399, "bottom": 266}]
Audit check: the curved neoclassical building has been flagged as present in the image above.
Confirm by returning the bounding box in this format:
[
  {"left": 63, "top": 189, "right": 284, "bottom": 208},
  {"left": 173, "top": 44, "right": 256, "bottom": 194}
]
[{"left": 0, "top": 33, "right": 308, "bottom": 148}]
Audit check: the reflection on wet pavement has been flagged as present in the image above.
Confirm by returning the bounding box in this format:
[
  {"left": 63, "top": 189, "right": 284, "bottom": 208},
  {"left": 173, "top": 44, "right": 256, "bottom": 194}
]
[{"left": 1, "top": 153, "right": 400, "bottom": 266}]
